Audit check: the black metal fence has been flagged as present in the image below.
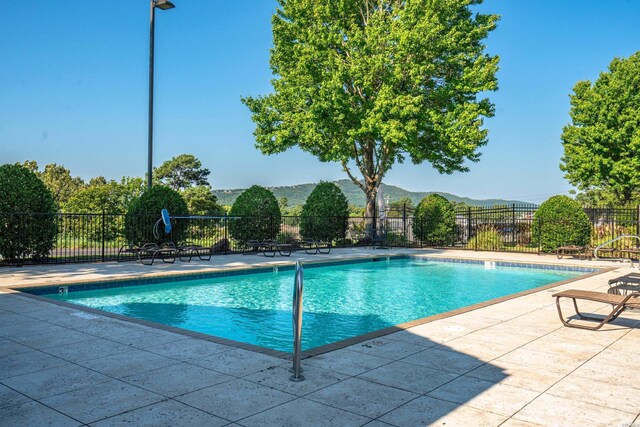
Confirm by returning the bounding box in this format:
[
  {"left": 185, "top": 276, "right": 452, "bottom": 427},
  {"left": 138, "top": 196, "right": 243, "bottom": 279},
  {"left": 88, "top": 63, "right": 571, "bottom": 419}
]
[{"left": 1, "top": 205, "right": 639, "bottom": 266}]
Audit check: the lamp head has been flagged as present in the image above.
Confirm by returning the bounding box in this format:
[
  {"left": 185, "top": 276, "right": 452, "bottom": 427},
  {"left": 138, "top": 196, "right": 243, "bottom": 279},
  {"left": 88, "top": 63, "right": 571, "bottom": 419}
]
[{"left": 155, "top": 0, "right": 175, "bottom": 10}]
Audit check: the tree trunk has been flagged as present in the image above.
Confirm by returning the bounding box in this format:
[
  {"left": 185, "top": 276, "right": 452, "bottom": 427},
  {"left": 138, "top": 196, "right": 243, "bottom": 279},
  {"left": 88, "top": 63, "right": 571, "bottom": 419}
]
[{"left": 365, "top": 185, "right": 377, "bottom": 237}]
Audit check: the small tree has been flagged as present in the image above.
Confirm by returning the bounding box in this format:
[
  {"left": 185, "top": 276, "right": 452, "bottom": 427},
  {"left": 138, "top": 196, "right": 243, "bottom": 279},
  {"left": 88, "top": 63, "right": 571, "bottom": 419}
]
[
  {"left": 413, "top": 194, "right": 455, "bottom": 245},
  {"left": 0, "top": 164, "right": 58, "bottom": 261},
  {"left": 154, "top": 154, "right": 210, "bottom": 191},
  {"left": 300, "top": 182, "right": 349, "bottom": 242},
  {"left": 228, "top": 185, "right": 281, "bottom": 243},
  {"left": 533, "top": 195, "right": 591, "bottom": 253},
  {"left": 124, "top": 186, "right": 189, "bottom": 245}
]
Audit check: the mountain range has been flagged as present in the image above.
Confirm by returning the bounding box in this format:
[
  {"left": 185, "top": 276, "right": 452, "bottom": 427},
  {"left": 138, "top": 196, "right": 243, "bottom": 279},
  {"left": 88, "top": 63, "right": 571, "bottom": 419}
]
[{"left": 212, "top": 179, "right": 532, "bottom": 208}]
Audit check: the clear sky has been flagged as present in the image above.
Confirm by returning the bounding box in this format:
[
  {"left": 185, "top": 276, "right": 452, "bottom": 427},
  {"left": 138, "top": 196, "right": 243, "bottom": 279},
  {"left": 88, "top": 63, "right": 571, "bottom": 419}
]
[{"left": 1, "top": 1, "right": 639, "bottom": 203}]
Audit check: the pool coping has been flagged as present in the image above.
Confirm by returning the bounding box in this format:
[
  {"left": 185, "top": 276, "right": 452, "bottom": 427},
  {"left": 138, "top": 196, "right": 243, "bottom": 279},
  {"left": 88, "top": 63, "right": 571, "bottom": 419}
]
[{"left": 9, "top": 255, "right": 616, "bottom": 360}]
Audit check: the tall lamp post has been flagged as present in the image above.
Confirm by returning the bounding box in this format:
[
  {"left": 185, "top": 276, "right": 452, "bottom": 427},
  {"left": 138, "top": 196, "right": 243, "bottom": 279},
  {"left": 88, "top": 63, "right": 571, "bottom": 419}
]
[{"left": 148, "top": 0, "right": 175, "bottom": 188}]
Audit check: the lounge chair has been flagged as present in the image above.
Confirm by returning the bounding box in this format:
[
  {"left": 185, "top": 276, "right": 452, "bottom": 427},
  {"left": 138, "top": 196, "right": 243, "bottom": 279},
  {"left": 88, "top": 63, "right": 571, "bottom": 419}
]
[
  {"left": 294, "top": 239, "right": 332, "bottom": 254},
  {"left": 176, "top": 239, "right": 229, "bottom": 262},
  {"left": 553, "top": 289, "right": 640, "bottom": 330},
  {"left": 241, "top": 240, "right": 267, "bottom": 255},
  {"left": 608, "top": 273, "right": 640, "bottom": 296},
  {"left": 620, "top": 248, "right": 640, "bottom": 260},
  {"left": 556, "top": 245, "right": 591, "bottom": 260},
  {"left": 261, "top": 240, "right": 292, "bottom": 257},
  {"left": 136, "top": 242, "right": 177, "bottom": 266}
]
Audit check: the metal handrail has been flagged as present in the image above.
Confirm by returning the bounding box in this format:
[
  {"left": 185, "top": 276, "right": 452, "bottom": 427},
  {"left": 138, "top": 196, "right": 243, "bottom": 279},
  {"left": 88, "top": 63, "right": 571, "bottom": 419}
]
[
  {"left": 290, "top": 261, "right": 305, "bottom": 381},
  {"left": 594, "top": 234, "right": 640, "bottom": 264}
]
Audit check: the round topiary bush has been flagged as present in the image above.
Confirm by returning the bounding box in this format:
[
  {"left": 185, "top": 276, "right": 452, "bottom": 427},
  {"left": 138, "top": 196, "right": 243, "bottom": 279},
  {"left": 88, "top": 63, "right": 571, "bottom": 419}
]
[
  {"left": 0, "top": 163, "right": 58, "bottom": 262},
  {"left": 228, "top": 185, "right": 281, "bottom": 243},
  {"left": 300, "top": 182, "right": 349, "bottom": 242},
  {"left": 533, "top": 195, "right": 591, "bottom": 252},
  {"left": 412, "top": 194, "right": 455, "bottom": 245},
  {"left": 124, "top": 186, "right": 189, "bottom": 245}
]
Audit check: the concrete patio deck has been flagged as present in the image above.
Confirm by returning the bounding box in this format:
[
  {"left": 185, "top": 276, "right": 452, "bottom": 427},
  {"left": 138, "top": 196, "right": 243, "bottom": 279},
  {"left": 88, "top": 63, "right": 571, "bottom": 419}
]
[{"left": 1, "top": 249, "right": 639, "bottom": 426}]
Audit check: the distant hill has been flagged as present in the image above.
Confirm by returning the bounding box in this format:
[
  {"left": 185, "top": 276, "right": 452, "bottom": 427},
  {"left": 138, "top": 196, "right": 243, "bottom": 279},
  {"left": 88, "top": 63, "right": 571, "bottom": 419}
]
[{"left": 212, "top": 180, "right": 533, "bottom": 208}]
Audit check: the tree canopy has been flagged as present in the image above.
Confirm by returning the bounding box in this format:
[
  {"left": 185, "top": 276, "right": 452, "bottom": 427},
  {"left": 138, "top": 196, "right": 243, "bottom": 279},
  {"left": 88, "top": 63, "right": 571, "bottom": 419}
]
[
  {"left": 561, "top": 51, "right": 640, "bottom": 205},
  {"left": 154, "top": 154, "right": 211, "bottom": 191},
  {"left": 243, "top": 0, "right": 499, "bottom": 215}
]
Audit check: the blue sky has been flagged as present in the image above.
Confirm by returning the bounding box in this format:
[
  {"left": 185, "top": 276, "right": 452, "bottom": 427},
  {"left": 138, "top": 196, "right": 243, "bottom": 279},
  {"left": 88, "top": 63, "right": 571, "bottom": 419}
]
[{"left": 1, "top": 1, "right": 639, "bottom": 203}]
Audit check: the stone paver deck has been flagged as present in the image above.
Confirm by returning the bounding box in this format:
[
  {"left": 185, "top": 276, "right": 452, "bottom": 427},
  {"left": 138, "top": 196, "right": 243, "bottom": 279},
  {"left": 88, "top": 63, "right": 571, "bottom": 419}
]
[{"left": 1, "top": 248, "right": 639, "bottom": 426}]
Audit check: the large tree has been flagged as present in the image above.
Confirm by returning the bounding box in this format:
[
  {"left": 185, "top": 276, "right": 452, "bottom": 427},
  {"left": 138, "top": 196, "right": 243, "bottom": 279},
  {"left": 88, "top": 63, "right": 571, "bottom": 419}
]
[
  {"left": 561, "top": 51, "right": 640, "bottom": 205},
  {"left": 154, "top": 154, "right": 211, "bottom": 191},
  {"left": 243, "top": 0, "right": 499, "bottom": 216}
]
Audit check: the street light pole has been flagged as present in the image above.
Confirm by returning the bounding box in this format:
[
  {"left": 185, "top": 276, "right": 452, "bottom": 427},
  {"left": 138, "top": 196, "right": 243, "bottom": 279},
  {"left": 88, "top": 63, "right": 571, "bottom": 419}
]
[{"left": 147, "top": 0, "right": 175, "bottom": 188}]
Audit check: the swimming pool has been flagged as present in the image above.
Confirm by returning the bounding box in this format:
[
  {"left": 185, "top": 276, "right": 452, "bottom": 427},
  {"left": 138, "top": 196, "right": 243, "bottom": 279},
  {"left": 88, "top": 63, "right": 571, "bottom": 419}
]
[{"left": 38, "top": 257, "right": 588, "bottom": 352}]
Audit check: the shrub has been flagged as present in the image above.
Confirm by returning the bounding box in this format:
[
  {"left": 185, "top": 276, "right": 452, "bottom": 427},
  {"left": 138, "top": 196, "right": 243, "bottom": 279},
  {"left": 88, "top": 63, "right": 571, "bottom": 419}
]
[
  {"left": 533, "top": 195, "right": 591, "bottom": 252},
  {"left": 228, "top": 185, "right": 281, "bottom": 243},
  {"left": 467, "top": 226, "right": 504, "bottom": 250},
  {"left": 0, "top": 164, "right": 58, "bottom": 261},
  {"left": 300, "top": 182, "right": 349, "bottom": 242},
  {"left": 124, "top": 186, "right": 189, "bottom": 245},
  {"left": 412, "top": 194, "right": 455, "bottom": 245}
]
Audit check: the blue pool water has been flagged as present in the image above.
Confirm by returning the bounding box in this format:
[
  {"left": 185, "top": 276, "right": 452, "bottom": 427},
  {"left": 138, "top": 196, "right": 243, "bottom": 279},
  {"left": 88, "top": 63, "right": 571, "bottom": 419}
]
[{"left": 46, "top": 258, "right": 584, "bottom": 352}]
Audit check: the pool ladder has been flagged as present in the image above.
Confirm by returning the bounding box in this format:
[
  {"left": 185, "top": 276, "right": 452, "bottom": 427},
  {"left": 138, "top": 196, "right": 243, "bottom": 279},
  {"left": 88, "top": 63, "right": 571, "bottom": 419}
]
[{"left": 290, "top": 261, "right": 305, "bottom": 381}]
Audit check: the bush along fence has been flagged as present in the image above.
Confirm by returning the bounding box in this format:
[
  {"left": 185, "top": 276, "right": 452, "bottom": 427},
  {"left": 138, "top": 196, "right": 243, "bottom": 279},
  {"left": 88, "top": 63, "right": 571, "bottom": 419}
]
[{"left": 1, "top": 205, "right": 639, "bottom": 266}]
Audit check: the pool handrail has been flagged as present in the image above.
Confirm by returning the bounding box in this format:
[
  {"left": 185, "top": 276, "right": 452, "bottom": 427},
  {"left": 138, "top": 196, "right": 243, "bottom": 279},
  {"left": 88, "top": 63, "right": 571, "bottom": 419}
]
[
  {"left": 594, "top": 234, "right": 640, "bottom": 266},
  {"left": 290, "top": 261, "right": 305, "bottom": 381}
]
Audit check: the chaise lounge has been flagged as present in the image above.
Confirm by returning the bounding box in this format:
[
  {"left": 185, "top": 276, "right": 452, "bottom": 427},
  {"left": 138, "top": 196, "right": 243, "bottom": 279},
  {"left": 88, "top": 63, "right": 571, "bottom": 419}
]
[{"left": 553, "top": 289, "right": 640, "bottom": 330}]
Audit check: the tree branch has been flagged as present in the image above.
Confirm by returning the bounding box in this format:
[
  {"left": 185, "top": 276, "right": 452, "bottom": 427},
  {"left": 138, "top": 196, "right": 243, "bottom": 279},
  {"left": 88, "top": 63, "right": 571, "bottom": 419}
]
[{"left": 342, "top": 161, "right": 366, "bottom": 192}]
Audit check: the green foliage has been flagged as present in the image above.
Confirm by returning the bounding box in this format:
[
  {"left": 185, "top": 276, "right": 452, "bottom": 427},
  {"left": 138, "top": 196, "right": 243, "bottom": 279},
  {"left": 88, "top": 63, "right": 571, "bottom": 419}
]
[
  {"left": 242, "top": 0, "right": 498, "bottom": 214},
  {"left": 119, "top": 177, "right": 146, "bottom": 209},
  {"left": 63, "top": 183, "right": 127, "bottom": 241},
  {"left": 228, "top": 185, "right": 281, "bottom": 243},
  {"left": 300, "top": 182, "right": 349, "bottom": 241},
  {"left": 154, "top": 154, "right": 210, "bottom": 191},
  {"left": 388, "top": 197, "right": 414, "bottom": 217},
  {"left": 561, "top": 51, "right": 640, "bottom": 205},
  {"left": 40, "top": 163, "right": 85, "bottom": 207},
  {"left": 88, "top": 176, "right": 108, "bottom": 187},
  {"left": 0, "top": 164, "right": 58, "bottom": 260},
  {"left": 413, "top": 194, "right": 455, "bottom": 245},
  {"left": 124, "top": 186, "right": 189, "bottom": 245},
  {"left": 182, "top": 186, "right": 223, "bottom": 216},
  {"left": 467, "top": 226, "right": 503, "bottom": 250},
  {"left": 533, "top": 195, "right": 591, "bottom": 252},
  {"left": 348, "top": 204, "right": 366, "bottom": 217}
]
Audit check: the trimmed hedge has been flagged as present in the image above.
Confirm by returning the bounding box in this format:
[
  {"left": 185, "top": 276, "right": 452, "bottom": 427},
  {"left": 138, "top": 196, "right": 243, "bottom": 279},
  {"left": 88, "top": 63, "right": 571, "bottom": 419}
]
[
  {"left": 0, "top": 164, "right": 58, "bottom": 261},
  {"left": 124, "top": 186, "right": 189, "bottom": 245},
  {"left": 413, "top": 194, "right": 455, "bottom": 245},
  {"left": 300, "top": 182, "right": 349, "bottom": 242},
  {"left": 533, "top": 195, "right": 591, "bottom": 252},
  {"left": 228, "top": 185, "right": 281, "bottom": 243}
]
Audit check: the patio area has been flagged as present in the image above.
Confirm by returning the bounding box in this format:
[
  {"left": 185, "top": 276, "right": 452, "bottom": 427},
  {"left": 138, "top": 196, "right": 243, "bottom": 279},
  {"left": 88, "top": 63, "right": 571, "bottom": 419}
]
[{"left": 1, "top": 249, "right": 639, "bottom": 426}]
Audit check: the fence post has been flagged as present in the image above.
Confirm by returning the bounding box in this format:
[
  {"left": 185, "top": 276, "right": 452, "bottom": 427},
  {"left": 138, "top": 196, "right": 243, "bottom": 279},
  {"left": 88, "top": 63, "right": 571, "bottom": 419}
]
[
  {"left": 637, "top": 205, "right": 640, "bottom": 237},
  {"left": 101, "top": 211, "right": 106, "bottom": 262},
  {"left": 342, "top": 216, "right": 347, "bottom": 247},
  {"left": 512, "top": 204, "right": 516, "bottom": 246},
  {"left": 538, "top": 219, "right": 542, "bottom": 255},
  {"left": 17, "top": 213, "right": 22, "bottom": 267},
  {"left": 467, "top": 207, "right": 472, "bottom": 248}
]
